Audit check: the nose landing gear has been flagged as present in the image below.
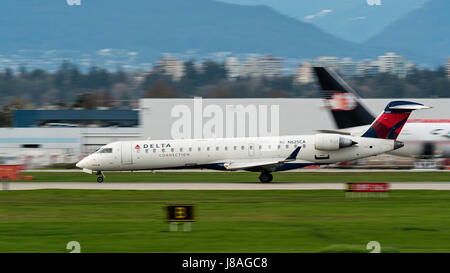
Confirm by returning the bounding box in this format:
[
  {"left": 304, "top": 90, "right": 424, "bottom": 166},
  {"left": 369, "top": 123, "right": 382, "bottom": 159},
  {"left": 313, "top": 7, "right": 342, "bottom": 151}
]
[
  {"left": 259, "top": 172, "right": 273, "bottom": 183},
  {"left": 96, "top": 171, "right": 104, "bottom": 183}
]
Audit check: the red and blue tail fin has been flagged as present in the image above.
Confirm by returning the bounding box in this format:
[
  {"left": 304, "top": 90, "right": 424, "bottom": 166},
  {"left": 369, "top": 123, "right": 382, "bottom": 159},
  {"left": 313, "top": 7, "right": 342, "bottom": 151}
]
[{"left": 361, "top": 101, "right": 430, "bottom": 140}]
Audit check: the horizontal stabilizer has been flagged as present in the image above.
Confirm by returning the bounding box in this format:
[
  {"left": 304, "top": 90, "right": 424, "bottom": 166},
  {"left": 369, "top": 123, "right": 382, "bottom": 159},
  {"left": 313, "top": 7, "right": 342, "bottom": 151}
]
[{"left": 388, "top": 104, "right": 431, "bottom": 111}]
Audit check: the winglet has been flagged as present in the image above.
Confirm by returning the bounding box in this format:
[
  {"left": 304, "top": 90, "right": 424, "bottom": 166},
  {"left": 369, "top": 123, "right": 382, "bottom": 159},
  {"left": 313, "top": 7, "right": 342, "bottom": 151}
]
[{"left": 285, "top": 147, "right": 301, "bottom": 161}]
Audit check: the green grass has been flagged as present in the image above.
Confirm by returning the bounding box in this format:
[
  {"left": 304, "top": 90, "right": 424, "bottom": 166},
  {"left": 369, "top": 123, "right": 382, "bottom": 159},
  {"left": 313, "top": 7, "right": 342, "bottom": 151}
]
[
  {"left": 1, "top": 190, "right": 450, "bottom": 253},
  {"left": 16, "top": 171, "right": 450, "bottom": 182}
]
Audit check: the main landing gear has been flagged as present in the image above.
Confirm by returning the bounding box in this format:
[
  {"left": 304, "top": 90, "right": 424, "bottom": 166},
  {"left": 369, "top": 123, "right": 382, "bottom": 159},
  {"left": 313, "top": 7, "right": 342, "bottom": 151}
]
[
  {"left": 259, "top": 172, "right": 273, "bottom": 183},
  {"left": 96, "top": 171, "right": 104, "bottom": 183}
]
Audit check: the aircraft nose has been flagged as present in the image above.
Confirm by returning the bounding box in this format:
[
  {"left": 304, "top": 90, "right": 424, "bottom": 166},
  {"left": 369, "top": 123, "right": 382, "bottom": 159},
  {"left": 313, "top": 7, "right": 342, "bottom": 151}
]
[{"left": 76, "top": 157, "right": 88, "bottom": 169}]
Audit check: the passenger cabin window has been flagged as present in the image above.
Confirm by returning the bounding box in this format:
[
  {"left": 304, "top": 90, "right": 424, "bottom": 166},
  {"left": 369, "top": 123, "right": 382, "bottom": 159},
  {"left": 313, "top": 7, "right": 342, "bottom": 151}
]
[
  {"left": 189, "top": 147, "right": 192, "bottom": 152},
  {"left": 207, "top": 147, "right": 210, "bottom": 151},
  {"left": 171, "top": 148, "right": 174, "bottom": 152},
  {"left": 198, "top": 147, "right": 201, "bottom": 151},
  {"left": 285, "top": 144, "right": 289, "bottom": 149},
  {"left": 216, "top": 147, "right": 219, "bottom": 151},
  {"left": 234, "top": 146, "right": 237, "bottom": 150},
  {"left": 225, "top": 146, "right": 228, "bottom": 151},
  {"left": 153, "top": 149, "right": 156, "bottom": 153},
  {"left": 180, "top": 148, "right": 183, "bottom": 152},
  {"left": 241, "top": 146, "right": 244, "bottom": 150}
]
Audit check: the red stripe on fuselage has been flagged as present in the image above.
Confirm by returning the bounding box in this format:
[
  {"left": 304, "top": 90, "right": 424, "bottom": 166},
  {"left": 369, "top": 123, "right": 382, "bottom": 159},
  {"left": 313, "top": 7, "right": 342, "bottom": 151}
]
[{"left": 407, "top": 119, "right": 450, "bottom": 123}]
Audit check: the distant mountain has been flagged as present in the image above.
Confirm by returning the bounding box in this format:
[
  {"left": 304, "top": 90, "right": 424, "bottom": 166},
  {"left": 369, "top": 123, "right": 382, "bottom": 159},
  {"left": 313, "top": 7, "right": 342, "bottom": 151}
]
[
  {"left": 365, "top": 0, "right": 450, "bottom": 66},
  {"left": 219, "top": 0, "right": 430, "bottom": 42},
  {"left": 0, "top": 0, "right": 385, "bottom": 69}
]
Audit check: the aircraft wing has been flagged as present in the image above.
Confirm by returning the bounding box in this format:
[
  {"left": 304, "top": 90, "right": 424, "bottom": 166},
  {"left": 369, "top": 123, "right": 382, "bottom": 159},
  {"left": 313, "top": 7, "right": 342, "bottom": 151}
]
[
  {"left": 223, "top": 147, "right": 301, "bottom": 171},
  {"left": 224, "top": 159, "right": 287, "bottom": 170}
]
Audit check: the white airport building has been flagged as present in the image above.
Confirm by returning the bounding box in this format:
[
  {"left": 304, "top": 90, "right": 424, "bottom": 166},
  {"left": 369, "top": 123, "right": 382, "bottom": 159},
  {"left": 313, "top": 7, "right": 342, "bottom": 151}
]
[{"left": 0, "top": 98, "right": 448, "bottom": 168}]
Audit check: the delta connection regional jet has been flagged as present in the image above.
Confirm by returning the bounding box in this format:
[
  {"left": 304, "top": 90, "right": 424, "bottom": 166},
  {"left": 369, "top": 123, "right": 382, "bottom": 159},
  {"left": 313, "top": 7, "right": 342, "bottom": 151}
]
[{"left": 76, "top": 101, "right": 429, "bottom": 183}]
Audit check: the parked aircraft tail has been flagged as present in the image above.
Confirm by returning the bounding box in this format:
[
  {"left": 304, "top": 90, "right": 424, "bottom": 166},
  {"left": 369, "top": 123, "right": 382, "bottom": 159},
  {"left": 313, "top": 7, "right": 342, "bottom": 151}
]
[{"left": 313, "top": 66, "right": 375, "bottom": 129}]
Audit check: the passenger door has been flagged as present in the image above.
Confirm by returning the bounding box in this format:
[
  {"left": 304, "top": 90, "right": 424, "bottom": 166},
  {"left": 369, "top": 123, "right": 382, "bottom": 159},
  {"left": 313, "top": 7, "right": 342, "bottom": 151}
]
[{"left": 121, "top": 142, "right": 133, "bottom": 164}]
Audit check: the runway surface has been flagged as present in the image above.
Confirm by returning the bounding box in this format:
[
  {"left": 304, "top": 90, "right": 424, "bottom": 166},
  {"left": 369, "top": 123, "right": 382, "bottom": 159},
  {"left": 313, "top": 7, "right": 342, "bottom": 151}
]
[
  {"left": 23, "top": 169, "right": 449, "bottom": 172},
  {"left": 3, "top": 182, "right": 450, "bottom": 191}
]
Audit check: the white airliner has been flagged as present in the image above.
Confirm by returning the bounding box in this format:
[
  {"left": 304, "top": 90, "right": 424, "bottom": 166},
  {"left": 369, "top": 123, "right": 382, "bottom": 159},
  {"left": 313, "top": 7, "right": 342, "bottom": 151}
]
[
  {"left": 314, "top": 66, "right": 450, "bottom": 158},
  {"left": 76, "top": 101, "right": 428, "bottom": 183}
]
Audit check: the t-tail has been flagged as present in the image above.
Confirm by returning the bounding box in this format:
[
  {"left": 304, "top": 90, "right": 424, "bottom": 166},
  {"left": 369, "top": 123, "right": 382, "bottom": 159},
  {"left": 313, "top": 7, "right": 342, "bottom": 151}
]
[
  {"left": 313, "top": 66, "right": 375, "bottom": 129},
  {"left": 361, "top": 101, "right": 430, "bottom": 141}
]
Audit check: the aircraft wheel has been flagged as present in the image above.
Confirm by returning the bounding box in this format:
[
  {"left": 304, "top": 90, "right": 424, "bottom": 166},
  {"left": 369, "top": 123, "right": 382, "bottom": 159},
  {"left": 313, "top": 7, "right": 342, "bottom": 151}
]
[
  {"left": 259, "top": 172, "right": 273, "bottom": 183},
  {"left": 97, "top": 176, "right": 104, "bottom": 183}
]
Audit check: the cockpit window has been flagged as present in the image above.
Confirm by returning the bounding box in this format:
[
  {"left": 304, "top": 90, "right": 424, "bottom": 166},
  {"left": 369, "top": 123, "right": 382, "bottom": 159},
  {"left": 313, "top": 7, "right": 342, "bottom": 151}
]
[{"left": 97, "top": 148, "right": 113, "bottom": 153}]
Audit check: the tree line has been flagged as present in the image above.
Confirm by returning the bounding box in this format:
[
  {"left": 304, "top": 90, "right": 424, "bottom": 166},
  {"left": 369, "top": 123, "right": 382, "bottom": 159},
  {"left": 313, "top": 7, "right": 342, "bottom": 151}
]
[{"left": 0, "top": 60, "right": 448, "bottom": 126}]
